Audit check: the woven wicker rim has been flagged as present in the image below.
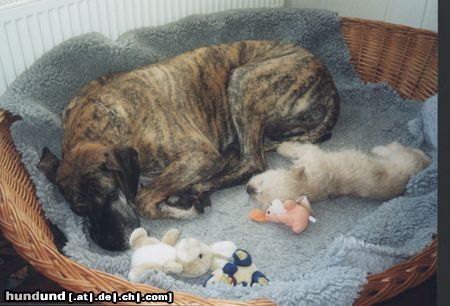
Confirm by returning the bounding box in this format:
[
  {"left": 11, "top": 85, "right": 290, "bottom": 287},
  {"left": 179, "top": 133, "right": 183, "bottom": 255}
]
[{"left": 0, "top": 17, "right": 437, "bottom": 306}]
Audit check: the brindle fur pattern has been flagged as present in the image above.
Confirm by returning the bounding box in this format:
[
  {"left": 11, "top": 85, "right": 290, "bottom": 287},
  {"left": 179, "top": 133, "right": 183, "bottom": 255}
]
[{"left": 39, "top": 40, "right": 339, "bottom": 249}]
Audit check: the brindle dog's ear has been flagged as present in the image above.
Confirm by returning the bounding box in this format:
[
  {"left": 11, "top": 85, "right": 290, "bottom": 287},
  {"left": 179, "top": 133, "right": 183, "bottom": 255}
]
[
  {"left": 104, "top": 146, "right": 140, "bottom": 201},
  {"left": 37, "top": 147, "right": 60, "bottom": 184}
]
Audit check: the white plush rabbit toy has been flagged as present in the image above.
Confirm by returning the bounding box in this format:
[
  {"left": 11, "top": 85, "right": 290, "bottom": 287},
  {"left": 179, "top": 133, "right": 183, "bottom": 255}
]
[{"left": 128, "top": 227, "right": 237, "bottom": 281}]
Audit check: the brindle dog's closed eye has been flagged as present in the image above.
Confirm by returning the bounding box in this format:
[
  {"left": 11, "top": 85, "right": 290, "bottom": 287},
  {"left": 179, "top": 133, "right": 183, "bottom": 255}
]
[{"left": 37, "top": 40, "right": 339, "bottom": 250}]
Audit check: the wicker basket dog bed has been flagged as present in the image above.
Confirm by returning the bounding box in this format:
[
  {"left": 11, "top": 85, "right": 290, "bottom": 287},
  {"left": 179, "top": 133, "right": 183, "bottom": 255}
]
[{"left": 0, "top": 17, "right": 437, "bottom": 305}]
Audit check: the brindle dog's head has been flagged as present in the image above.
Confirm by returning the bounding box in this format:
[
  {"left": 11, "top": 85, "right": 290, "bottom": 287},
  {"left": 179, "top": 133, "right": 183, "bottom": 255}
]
[{"left": 37, "top": 145, "right": 140, "bottom": 251}]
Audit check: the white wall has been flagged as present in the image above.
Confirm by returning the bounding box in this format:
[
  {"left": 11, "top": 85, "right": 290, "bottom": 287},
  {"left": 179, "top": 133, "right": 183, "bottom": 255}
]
[
  {"left": 0, "top": 0, "right": 284, "bottom": 95},
  {"left": 285, "top": 0, "right": 437, "bottom": 31}
]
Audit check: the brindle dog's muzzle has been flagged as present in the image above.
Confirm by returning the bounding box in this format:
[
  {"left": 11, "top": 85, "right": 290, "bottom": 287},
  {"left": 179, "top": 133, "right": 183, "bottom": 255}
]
[{"left": 87, "top": 191, "right": 140, "bottom": 251}]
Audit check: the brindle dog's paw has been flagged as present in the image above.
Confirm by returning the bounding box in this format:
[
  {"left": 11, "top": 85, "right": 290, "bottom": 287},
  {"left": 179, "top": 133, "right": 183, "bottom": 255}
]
[
  {"left": 166, "top": 192, "right": 211, "bottom": 214},
  {"left": 136, "top": 199, "right": 161, "bottom": 219},
  {"left": 191, "top": 182, "right": 213, "bottom": 197},
  {"left": 159, "top": 202, "right": 199, "bottom": 219},
  {"left": 136, "top": 189, "right": 209, "bottom": 219}
]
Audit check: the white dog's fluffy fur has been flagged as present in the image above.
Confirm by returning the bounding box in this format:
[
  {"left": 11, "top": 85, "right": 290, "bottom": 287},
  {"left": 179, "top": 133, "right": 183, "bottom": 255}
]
[{"left": 247, "top": 142, "right": 430, "bottom": 209}]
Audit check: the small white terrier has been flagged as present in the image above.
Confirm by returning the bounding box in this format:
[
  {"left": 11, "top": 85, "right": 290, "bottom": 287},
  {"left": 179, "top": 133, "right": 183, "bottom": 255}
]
[{"left": 247, "top": 141, "right": 431, "bottom": 209}]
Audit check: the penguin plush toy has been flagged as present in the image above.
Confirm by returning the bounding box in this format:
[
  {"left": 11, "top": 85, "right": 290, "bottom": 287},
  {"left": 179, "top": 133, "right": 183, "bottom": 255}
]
[{"left": 204, "top": 249, "right": 269, "bottom": 287}]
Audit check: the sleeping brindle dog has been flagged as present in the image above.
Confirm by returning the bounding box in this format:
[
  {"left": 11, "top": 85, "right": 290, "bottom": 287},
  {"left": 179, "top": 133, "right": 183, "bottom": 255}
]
[{"left": 37, "top": 40, "right": 340, "bottom": 250}]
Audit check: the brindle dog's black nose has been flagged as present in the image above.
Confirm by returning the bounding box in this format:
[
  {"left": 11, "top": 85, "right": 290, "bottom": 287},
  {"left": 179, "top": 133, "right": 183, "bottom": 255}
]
[{"left": 246, "top": 184, "right": 256, "bottom": 195}]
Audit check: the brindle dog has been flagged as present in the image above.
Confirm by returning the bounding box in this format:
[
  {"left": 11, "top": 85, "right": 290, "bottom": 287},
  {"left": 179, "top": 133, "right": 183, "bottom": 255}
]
[{"left": 38, "top": 40, "right": 340, "bottom": 250}]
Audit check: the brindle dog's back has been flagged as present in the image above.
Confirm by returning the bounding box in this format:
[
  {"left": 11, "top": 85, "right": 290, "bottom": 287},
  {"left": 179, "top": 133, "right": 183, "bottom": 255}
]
[
  {"left": 40, "top": 41, "right": 339, "bottom": 250},
  {"left": 63, "top": 41, "right": 338, "bottom": 172}
]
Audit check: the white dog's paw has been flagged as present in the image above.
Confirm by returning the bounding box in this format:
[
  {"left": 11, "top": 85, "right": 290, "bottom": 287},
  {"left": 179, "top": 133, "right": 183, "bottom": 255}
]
[
  {"left": 386, "top": 141, "right": 404, "bottom": 151},
  {"left": 409, "top": 147, "right": 431, "bottom": 163},
  {"left": 277, "top": 142, "right": 298, "bottom": 159},
  {"left": 160, "top": 203, "right": 199, "bottom": 219},
  {"left": 371, "top": 145, "right": 392, "bottom": 157}
]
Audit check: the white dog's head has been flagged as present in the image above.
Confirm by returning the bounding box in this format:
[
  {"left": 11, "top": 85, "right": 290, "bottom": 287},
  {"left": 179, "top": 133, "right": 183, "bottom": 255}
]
[{"left": 246, "top": 167, "right": 311, "bottom": 210}]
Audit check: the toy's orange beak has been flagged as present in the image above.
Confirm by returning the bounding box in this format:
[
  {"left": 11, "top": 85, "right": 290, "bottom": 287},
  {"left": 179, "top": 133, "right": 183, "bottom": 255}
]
[{"left": 249, "top": 208, "right": 267, "bottom": 222}]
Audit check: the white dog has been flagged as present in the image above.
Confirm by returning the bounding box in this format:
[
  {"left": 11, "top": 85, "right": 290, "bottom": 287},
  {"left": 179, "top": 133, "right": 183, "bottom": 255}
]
[{"left": 247, "top": 142, "right": 431, "bottom": 209}]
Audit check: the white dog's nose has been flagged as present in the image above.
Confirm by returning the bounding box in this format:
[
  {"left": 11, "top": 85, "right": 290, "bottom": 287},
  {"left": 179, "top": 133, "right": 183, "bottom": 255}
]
[{"left": 246, "top": 184, "right": 256, "bottom": 195}]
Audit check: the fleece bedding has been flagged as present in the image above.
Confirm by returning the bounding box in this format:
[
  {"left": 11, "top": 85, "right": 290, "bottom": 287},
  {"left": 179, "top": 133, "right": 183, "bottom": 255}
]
[{"left": 0, "top": 8, "right": 437, "bottom": 306}]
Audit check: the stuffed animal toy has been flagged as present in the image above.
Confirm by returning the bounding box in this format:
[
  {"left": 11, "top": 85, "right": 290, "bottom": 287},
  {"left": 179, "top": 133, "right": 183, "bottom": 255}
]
[
  {"left": 128, "top": 227, "right": 237, "bottom": 281},
  {"left": 249, "top": 196, "right": 316, "bottom": 234},
  {"left": 205, "top": 249, "right": 269, "bottom": 287}
]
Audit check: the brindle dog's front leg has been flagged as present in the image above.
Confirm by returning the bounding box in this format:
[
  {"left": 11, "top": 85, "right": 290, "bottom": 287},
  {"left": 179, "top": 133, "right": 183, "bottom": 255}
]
[
  {"left": 137, "top": 150, "right": 225, "bottom": 219},
  {"left": 192, "top": 55, "right": 309, "bottom": 195},
  {"left": 192, "top": 70, "right": 269, "bottom": 195},
  {"left": 192, "top": 120, "right": 266, "bottom": 196}
]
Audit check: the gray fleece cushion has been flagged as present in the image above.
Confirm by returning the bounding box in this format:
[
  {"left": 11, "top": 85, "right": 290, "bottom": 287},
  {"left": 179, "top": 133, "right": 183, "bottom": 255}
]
[{"left": 0, "top": 8, "right": 437, "bottom": 306}]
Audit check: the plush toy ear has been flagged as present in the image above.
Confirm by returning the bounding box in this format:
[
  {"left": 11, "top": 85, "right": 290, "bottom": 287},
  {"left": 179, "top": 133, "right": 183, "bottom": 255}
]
[
  {"left": 210, "top": 241, "right": 237, "bottom": 259},
  {"left": 161, "top": 228, "right": 181, "bottom": 246},
  {"left": 283, "top": 200, "right": 297, "bottom": 210},
  {"left": 104, "top": 146, "right": 140, "bottom": 201},
  {"left": 297, "top": 195, "right": 313, "bottom": 213},
  {"left": 129, "top": 227, "right": 160, "bottom": 249},
  {"left": 37, "top": 147, "right": 60, "bottom": 184}
]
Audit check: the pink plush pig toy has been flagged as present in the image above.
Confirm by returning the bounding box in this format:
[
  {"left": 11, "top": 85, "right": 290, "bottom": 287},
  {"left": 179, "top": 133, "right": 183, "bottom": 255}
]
[{"left": 249, "top": 196, "right": 316, "bottom": 234}]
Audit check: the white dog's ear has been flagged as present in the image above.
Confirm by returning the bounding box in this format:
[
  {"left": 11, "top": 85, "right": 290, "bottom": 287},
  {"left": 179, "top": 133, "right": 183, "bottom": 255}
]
[
  {"left": 210, "top": 241, "right": 237, "bottom": 259},
  {"left": 291, "top": 166, "right": 306, "bottom": 179}
]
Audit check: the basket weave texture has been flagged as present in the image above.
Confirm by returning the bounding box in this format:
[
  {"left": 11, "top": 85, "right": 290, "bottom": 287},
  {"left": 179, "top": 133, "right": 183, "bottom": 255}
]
[{"left": 0, "top": 17, "right": 437, "bottom": 305}]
